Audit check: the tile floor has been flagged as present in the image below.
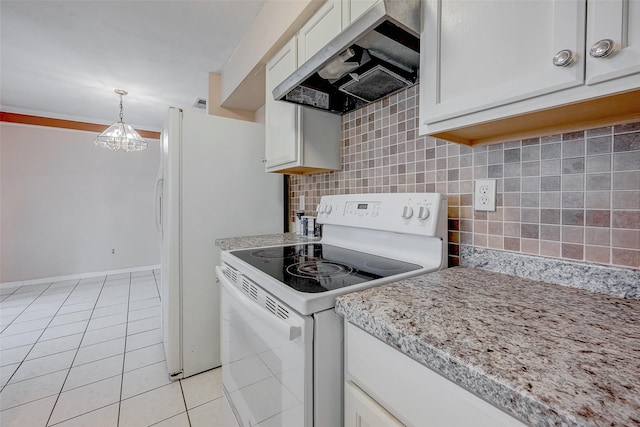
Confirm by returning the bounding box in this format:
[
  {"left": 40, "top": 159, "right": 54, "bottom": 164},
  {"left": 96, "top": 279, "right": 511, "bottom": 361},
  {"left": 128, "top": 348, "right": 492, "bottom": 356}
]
[{"left": 0, "top": 270, "right": 238, "bottom": 426}]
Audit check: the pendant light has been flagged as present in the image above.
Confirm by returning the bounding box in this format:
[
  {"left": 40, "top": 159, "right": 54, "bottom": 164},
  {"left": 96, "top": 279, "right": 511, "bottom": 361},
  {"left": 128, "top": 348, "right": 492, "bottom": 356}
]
[{"left": 94, "top": 89, "right": 147, "bottom": 152}]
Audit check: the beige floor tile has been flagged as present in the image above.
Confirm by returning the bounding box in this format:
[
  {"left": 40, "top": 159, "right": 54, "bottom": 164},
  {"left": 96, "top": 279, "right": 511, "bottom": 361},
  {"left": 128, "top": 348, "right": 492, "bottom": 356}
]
[
  {"left": 0, "top": 363, "right": 20, "bottom": 387},
  {"left": 127, "top": 306, "right": 158, "bottom": 322},
  {"left": 125, "top": 328, "right": 161, "bottom": 352},
  {"left": 0, "top": 330, "right": 41, "bottom": 351},
  {"left": 123, "top": 342, "right": 165, "bottom": 372},
  {"left": 27, "top": 333, "right": 83, "bottom": 360},
  {"left": 73, "top": 337, "right": 124, "bottom": 366},
  {"left": 119, "top": 382, "right": 186, "bottom": 427},
  {"left": 189, "top": 397, "right": 240, "bottom": 427},
  {"left": 0, "top": 344, "right": 33, "bottom": 367},
  {"left": 63, "top": 354, "right": 123, "bottom": 391},
  {"left": 13, "top": 307, "right": 57, "bottom": 323},
  {"left": 126, "top": 316, "right": 161, "bottom": 336},
  {"left": 180, "top": 368, "right": 223, "bottom": 409},
  {"left": 150, "top": 412, "right": 190, "bottom": 426},
  {"left": 128, "top": 297, "right": 160, "bottom": 312},
  {"left": 91, "top": 304, "right": 127, "bottom": 320},
  {"left": 48, "top": 375, "right": 121, "bottom": 425},
  {"left": 49, "top": 310, "right": 92, "bottom": 328},
  {"left": 1, "top": 317, "right": 50, "bottom": 336},
  {"left": 80, "top": 324, "right": 126, "bottom": 347},
  {"left": 86, "top": 312, "right": 127, "bottom": 332},
  {"left": 0, "top": 369, "right": 67, "bottom": 411},
  {"left": 57, "top": 302, "right": 95, "bottom": 316},
  {"left": 121, "top": 360, "right": 171, "bottom": 399},
  {"left": 49, "top": 403, "right": 118, "bottom": 427},
  {"left": 10, "top": 349, "right": 76, "bottom": 383},
  {"left": 39, "top": 321, "right": 88, "bottom": 342},
  {"left": 0, "top": 395, "right": 57, "bottom": 427}
]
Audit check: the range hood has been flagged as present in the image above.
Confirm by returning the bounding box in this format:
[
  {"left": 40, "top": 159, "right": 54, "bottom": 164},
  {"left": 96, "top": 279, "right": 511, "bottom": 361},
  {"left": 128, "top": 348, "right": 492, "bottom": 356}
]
[{"left": 273, "top": 0, "right": 421, "bottom": 114}]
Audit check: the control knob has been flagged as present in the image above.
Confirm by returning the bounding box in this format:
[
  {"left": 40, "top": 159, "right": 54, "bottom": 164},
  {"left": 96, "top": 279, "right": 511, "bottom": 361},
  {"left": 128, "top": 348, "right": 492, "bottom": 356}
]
[
  {"left": 418, "top": 206, "right": 430, "bottom": 220},
  {"left": 401, "top": 206, "right": 414, "bottom": 219},
  {"left": 316, "top": 204, "right": 332, "bottom": 214}
]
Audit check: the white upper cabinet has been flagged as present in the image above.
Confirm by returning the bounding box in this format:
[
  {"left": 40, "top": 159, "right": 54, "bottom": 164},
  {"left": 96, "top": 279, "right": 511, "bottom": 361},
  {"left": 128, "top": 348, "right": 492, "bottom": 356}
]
[
  {"left": 298, "top": 0, "right": 342, "bottom": 63},
  {"left": 421, "top": 0, "right": 585, "bottom": 124},
  {"left": 265, "top": 36, "right": 341, "bottom": 174},
  {"left": 343, "top": 0, "right": 381, "bottom": 26},
  {"left": 298, "top": 0, "right": 383, "bottom": 64},
  {"left": 586, "top": 0, "right": 640, "bottom": 84},
  {"left": 419, "top": 0, "right": 640, "bottom": 145},
  {"left": 265, "top": 38, "right": 299, "bottom": 170}
]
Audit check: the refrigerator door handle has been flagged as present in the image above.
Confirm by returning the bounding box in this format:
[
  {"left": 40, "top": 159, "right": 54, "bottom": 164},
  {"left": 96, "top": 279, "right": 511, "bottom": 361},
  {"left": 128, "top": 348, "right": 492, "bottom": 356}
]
[{"left": 155, "top": 178, "right": 163, "bottom": 232}]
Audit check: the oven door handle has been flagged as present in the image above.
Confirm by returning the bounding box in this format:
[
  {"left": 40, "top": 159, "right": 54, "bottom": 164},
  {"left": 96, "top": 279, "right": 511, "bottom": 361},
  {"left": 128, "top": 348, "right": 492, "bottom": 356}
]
[{"left": 216, "top": 266, "right": 301, "bottom": 341}]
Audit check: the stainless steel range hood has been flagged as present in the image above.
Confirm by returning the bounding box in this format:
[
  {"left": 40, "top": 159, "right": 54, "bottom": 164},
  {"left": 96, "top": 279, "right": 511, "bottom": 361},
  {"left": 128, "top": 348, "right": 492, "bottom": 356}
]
[{"left": 273, "top": 0, "right": 421, "bottom": 114}]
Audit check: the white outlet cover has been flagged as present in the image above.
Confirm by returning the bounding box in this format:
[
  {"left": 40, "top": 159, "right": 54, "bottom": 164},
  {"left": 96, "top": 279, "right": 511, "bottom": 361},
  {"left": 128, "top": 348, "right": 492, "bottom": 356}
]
[{"left": 475, "top": 179, "right": 496, "bottom": 211}]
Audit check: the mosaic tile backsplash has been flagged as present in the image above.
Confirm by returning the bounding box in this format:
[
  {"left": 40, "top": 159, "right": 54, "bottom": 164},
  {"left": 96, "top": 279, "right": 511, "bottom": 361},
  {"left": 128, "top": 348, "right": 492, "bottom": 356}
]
[{"left": 289, "top": 85, "right": 640, "bottom": 269}]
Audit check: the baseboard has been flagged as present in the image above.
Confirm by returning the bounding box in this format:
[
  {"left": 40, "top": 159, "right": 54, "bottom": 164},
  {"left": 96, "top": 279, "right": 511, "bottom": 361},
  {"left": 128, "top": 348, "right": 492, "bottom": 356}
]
[{"left": 0, "top": 264, "right": 161, "bottom": 289}]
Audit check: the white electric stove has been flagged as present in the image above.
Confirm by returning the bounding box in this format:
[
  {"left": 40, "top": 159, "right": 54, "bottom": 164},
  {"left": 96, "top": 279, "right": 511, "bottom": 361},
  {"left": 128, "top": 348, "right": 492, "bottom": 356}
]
[{"left": 215, "top": 193, "right": 448, "bottom": 427}]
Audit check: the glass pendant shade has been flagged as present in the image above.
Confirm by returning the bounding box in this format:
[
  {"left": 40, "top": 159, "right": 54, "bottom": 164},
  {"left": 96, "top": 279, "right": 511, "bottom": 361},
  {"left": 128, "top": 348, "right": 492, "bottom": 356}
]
[
  {"left": 95, "top": 121, "right": 148, "bottom": 152},
  {"left": 95, "top": 89, "right": 147, "bottom": 152}
]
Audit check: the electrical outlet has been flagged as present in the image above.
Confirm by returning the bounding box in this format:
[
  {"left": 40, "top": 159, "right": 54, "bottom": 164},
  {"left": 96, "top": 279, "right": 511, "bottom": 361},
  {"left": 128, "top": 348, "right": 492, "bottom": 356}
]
[{"left": 475, "top": 179, "right": 496, "bottom": 211}]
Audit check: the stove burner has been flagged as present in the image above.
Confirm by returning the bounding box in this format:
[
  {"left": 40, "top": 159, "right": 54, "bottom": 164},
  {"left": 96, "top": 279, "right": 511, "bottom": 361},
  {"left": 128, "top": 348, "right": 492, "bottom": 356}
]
[
  {"left": 286, "top": 261, "right": 354, "bottom": 280},
  {"left": 250, "top": 248, "right": 289, "bottom": 259},
  {"left": 231, "top": 243, "right": 423, "bottom": 294}
]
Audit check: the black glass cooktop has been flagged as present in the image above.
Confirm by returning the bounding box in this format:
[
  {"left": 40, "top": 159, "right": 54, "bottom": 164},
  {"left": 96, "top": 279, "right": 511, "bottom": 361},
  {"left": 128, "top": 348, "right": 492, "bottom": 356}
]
[{"left": 230, "top": 243, "right": 422, "bottom": 293}]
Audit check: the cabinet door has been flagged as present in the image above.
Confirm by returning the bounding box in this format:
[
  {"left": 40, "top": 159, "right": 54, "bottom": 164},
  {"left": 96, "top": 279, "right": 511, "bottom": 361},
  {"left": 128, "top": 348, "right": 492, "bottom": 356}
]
[
  {"left": 298, "top": 0, "right": 342, "bottom": 63},
  {"left": 421, "top": 0, "right": 586, "bottom": 125},
  {"left": 345, "top": 381, "right": 404, "bottom": 427},
  {"left": 265, "top": 38, "right": 300, "bottom": 170},
  {"left": 586, "top": 0, "right": 640, "bottom": 84},
  {"left": 344, "top": 0, "right": 381, "bottom": 26}
]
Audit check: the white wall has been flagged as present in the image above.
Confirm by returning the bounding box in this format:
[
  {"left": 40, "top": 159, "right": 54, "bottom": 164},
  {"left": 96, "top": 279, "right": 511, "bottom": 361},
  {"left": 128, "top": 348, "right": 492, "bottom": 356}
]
[{"left": 0, "top": 123, "right": 160, "bottom": 282}]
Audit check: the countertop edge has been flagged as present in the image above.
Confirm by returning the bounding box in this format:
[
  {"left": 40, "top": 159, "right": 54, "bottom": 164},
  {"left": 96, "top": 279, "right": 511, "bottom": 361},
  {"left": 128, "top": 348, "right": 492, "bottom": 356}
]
[
  {"left": 335, "top": 275, "right": 583, "bottom": 427},
  {"left": 215, "top": 233, "right": 319, "bottom": 251}
]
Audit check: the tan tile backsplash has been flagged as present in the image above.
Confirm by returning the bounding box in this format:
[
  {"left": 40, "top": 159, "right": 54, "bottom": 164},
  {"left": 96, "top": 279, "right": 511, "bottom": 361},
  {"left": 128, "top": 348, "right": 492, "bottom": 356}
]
[{"left": 288, "top": 85, "right": 640, "bottom": 269}]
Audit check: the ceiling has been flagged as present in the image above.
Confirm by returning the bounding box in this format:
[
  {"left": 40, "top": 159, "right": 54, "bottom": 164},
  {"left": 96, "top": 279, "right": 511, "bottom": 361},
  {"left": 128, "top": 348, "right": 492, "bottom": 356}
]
[{"left": 0, "top": 0, "right": 266, "bottom": 132}]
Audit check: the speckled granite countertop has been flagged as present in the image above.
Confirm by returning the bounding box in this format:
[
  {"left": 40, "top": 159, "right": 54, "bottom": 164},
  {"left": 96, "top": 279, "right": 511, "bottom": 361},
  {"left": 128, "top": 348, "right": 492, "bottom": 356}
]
[
  {"left": 215, "top": 233, "right": 319, "bottom": 251},
  {"left": 335, "top": 267, "right": 640, "bottom": 427}
]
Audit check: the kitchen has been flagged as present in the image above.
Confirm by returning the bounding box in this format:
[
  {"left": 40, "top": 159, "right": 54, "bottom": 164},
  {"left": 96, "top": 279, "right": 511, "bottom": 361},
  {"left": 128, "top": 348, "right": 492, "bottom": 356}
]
[{"left": 1, "top": 0, "right": 639, "bottom": 426}]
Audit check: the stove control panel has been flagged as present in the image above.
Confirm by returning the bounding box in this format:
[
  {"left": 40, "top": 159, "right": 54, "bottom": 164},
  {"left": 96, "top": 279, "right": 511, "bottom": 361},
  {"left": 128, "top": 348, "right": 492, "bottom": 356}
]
[
  {"left": 316, "top": 193, "right": 447, "bottom": 237},
  {"left": 345, "top": 201, "right": 382, "bottom": 217}
]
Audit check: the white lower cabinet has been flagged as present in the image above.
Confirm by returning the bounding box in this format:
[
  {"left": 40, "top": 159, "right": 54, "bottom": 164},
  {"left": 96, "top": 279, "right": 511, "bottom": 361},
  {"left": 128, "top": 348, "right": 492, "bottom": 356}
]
[
  {"left": 345, "top": 323, "right": 527, "bottom": 427},
  {"left": 345, "top": 381, "right": 404, "bottom": 427}
]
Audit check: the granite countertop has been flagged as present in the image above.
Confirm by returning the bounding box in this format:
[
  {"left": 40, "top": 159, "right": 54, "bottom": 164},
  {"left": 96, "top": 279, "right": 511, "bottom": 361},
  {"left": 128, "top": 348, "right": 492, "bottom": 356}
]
[
  {"left": 215, "top": 232, "right": 319, "bottom": 251},
  {"left": 335, "top": 267, "right": 640, "bottom": 427}
]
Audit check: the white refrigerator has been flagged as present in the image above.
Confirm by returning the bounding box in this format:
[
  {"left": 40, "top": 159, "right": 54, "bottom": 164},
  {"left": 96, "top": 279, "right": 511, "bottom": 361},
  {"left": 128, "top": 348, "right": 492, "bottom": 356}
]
[{"left": 156, "top": 107, "right": 283, "bottom": 379}]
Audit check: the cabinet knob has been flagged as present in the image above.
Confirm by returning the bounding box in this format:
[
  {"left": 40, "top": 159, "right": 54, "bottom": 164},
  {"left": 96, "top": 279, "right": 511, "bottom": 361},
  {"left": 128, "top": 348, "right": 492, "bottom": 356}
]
[
  {"left": 552, "top": 49, "right": 574, "bottom": 67},
  {"left": 590, "top": 39, "right": 615, "bottom": 58}
]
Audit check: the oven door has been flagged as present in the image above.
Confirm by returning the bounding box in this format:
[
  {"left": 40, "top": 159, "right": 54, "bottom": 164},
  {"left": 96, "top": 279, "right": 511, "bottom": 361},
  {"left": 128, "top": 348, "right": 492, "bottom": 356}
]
[{"left": 216, "top": 265, "right": 313, "bottom": 427}]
